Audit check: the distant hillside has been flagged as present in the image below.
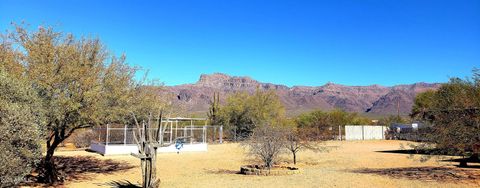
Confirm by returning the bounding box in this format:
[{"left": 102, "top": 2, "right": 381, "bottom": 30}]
[{"left": 162, "top": 73, "right": 441, "bottom": 116}]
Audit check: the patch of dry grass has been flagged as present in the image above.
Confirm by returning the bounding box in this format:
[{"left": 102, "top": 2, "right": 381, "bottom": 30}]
[{"left": 54, "top": 141, "right": 480, "bottom": 188}]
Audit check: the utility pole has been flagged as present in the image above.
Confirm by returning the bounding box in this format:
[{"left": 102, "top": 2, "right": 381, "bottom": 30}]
[{"left": 397, "top": 96, "right": 400, "bottom": 120}]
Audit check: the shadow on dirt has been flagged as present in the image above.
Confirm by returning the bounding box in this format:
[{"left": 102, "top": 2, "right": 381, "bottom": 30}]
[
  {"left": 54, "top": 156, "right": 134, "bottom": 180},
  {"left": 22, "top": 156, "right": 134, "bottom": 186},
  {"left": 375, "top": 149, "right": 451, "bottom": 155},
  {"left": 107, "top": 180, "right": 142, "bottom": 188},
  {"left": 205, "top": 168, "right": 242, "bottom": 175},
  {"left": 377, "top": 150, "right": 480, "bottom": 168},
  {"left": 352, "top": 166, "right": 480, "bottom": 183}
]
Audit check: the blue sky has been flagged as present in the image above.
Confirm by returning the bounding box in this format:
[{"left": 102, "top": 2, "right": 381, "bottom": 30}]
[{"left": 1, "top": 0, "right": 479, "bottom": 86}]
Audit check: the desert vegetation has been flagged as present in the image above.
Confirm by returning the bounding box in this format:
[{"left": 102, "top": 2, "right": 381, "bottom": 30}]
[
  {"left": 0, "top": 24, "right": 168, "bottom": 186},
  {"left": 1, "top": 23, "right": 479, "bottom": 187},
  {"left": 409, "top": 69, "right": 480, "bottom": 165},
  {"left": 0, "top": 69, "right": 43, "bottom": 186},
  {"left": 55, "top": 141, "right": 480, "bottom": 187}
]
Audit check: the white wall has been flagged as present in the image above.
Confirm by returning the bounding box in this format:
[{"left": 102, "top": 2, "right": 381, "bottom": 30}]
[
  {"left": 90, "top": 143, "right": 208, "bottom": 155},
  {"left": 345, "top": 125, "right": 386, "bottom": 140},
  {"left": 345, "top": 126, "right": 364, "bottom": 140}
]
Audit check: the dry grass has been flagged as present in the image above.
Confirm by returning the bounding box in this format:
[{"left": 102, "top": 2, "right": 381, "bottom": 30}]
[{"left": 51, "top": 140, "right": 480, "bottom": 188}]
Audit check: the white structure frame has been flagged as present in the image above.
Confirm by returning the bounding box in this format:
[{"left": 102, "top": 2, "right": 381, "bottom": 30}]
[{"left": 90, "top": 117, "right": 223, "bottom": 155}]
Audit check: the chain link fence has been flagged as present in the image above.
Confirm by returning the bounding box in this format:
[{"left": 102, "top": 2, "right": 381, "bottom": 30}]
[{"left": 92, "top": 124, "right": 223, "bottom": 145}]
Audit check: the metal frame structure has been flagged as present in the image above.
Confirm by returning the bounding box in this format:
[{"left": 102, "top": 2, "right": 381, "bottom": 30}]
[{"left": 90, "top": 117, "right": 223, "bottom": 155}]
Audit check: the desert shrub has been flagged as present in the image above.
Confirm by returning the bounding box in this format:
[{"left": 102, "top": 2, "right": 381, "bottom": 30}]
[
  {"left": 378, "top": 115, "right": 408, "bottom": 126},
  {"left": 295, "top": 109, "right": 372, "bottom": 140},
  {"left": 284, "top": 127, "right": 328, "bottom": 165},
  {"left": 71, "top": 130, "right": 96, "bottom": 148},
  {"left": 0, "top": 69, "right": 44, "bottom": 187},
  {"left": 243, "top": 125, "right": 286, "bottom": 169},
  {"left": 411, "top": 69, "right": 480, "bottom": 163},
  {"left": 219, "top": 90, "right": 285, "bottom": 141}
]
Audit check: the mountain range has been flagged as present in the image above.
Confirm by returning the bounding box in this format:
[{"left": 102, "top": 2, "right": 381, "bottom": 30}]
[{"left": 163, "top": 73, "right": 441, "bottom": 117}]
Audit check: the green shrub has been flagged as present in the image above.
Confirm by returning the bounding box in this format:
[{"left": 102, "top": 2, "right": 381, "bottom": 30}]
[{"left": 0, "top": 69, "right": 44, "bottom": 187}]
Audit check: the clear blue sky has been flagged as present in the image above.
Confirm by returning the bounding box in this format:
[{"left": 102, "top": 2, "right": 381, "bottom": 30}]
[{"left": 1, "top": 0, "right": 479, "bottom": 86}]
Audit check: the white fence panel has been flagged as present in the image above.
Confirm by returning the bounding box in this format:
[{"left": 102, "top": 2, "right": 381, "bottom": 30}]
[
  {"left": 345, "top": 126, "right": 364, "bottom": 140},
  {"left": 345, "top": 125, "right": 386, "bottom": 140},
  {"left": 363, "top": 126, "right": 385, "bottom": 140}
]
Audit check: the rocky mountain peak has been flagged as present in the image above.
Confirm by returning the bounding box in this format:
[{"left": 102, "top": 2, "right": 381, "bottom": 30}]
[
  {"left": 197, "top": 73, "right": 267, "bottom": 90},
  {"left": 166, "top": 73, "right": 442, "bottom": 116}
]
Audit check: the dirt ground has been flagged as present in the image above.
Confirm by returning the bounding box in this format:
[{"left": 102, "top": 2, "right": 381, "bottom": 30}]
[{"left": 51, "top": 140, "right": 480, "bottom": 188}]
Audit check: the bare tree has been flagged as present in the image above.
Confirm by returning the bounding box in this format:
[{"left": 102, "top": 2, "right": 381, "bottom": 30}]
[
  {"left": 285, "top": 130, "right": 302, "bottom": 166},
  {"left": 285, "top": 128, "right": 327, "bottom": 165},
  {"left": 244, "top": 125, "right": 286, "bottom": 169}
]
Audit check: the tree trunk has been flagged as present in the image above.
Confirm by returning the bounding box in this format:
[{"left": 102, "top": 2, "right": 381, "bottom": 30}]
[
  {"left": 39, "top": 134, "right": 62, "bottom": 184},
  {"left": 293, "top": 153, "right": 297, "bottom": 165}
]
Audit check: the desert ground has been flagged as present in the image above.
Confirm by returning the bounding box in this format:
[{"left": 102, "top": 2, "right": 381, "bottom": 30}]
[{"left": 51, "top": 141, "right": 480, "bottom": 188}]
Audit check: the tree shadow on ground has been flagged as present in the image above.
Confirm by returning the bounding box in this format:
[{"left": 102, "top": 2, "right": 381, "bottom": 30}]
[
  {"left": 22, "top": 156, "right": 135, "bottom": 186},
  {"left": 54, "top": 156, "right": 135, "bottom": 181},
  {"left": 106, "top": 180, "right": 142, "bottom": 188},
  {"left": 204, "top": 168, "right": 241, "bottom": 175},
  {"left": 440, "top": 158, "right": 480, "bottom": 168},
  {"left": 352, "top": 166, "right": 480, "bottom": 183},
  {"left": 376, "top": 149, "right": 457, "bottom": 156},
  {"left": 377, "top": 150, "right": 480, "bottom": 168}
]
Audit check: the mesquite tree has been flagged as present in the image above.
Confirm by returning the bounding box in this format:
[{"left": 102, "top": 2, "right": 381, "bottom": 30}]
[
  {"left": 219, "top": 90, "right": 285, "bottom": 140},
  {"left": 411, "top": 69, "right": 480, "bottom": 166},
  {"left": 5, "top": 25, "right": 139, "bottom": 183}
]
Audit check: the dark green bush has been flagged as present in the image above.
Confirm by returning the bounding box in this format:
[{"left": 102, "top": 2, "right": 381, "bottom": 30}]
[{"left": 0, "top": 69, "right": 44, "bottom": 187}]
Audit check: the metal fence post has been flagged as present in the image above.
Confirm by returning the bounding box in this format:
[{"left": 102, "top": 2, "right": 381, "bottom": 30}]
[
  {"left": 170, "top": 121, "right": 173, "bottom": 144},
  {"left": 184, "top": 126, "right": 187, "bottom": 138},
  {"left": 97, "top": 126, "right": 100, "bottom": 143},
  {"left": 203, "top": 126, "right": 206, "bottom": 143},
  {"left": 219, "top": 125, "right": 223, "bottom": 144},
  {"left": 338, "top": 125, "right": 341, "bottom": 141},
  {"left": 190, "top": 120, "right": 194, "bottom": 144},
  {"left": 106, "top": 124, "right": 109, "bottom": 145},
  {"left": 361, "top": 125, "right": 365, "bottom": 140},
  {"left": 124, "top": 124, "right": 127, "bottom": 145}
]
